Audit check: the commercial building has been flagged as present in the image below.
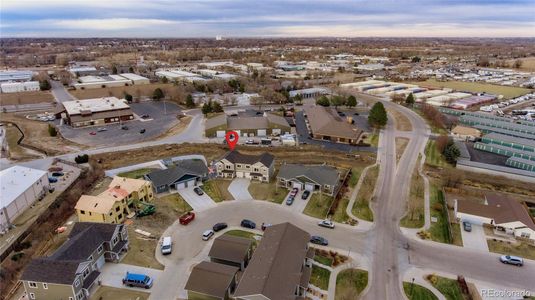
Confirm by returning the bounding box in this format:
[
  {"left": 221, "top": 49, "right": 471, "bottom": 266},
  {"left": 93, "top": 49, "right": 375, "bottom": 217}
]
[
  {"left": 155, "top": 69, "right": 207, "bottom": 83},
  {"left": 21, "top": 222, "right": 129, "bottom": 300},
  {"left": 304, "top": 106, "right": 364, "bottom": 145},
  {"left": 481, "top": 132, "right": 535, "bottom": 153},
  {"left": 205, "top": 111, "right": 291, "bottom": 138},
  {"left": 449, "top": 95, "right": 496, "bottom": 110},
  {"left": 506, "top": 156, "right": 535, "bottom": 172},
  {"left": 57, "top": 97, "right": 134, "bottom": 128},
  {"left": 118, "top": 73, "right": 150, "bottom": 85},
  {"left": 215, "top": 151, "right": 275, "bottom": 182},
  {"left": 0, "top": 70, "right": 34, "bottom": 82},
  {"left": 68, "top": 66, "right": 98, "bottom": 77},
  {"left": 277, "top": 164, "right": 341, "bottom": 196},
  {"left": 0, "top": 166, "right": 48, "bottom": 232},
  {"left": 289, "top": 87, "right": 330, "bottom": 99},
  {"left": 234, "top": 222, "right": 313, "bottom": 300},
  {"left": 356, "top": 63, "right": 384, "bottom": 71},
  {"left": 145, "top": 159, "right": 209, "bottom": 193},
  {"left": 0, "top": 81, "right": 40, "bottom": 93},
  {"left": 73, "top": 74, "right": 149, "bottom": 90}
]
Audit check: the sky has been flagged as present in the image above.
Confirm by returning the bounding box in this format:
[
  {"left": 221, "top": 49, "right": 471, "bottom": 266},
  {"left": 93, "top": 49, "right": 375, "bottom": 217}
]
[{"left": 1, "top": 0, "right": 534, "bottom": 38}]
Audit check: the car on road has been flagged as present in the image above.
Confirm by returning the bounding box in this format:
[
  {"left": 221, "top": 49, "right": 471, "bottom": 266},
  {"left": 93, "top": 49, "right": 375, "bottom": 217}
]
[
  {"left": 89, "top": 131, "right": 96, "bottom": 135},
  {"left": 261, "top": 223, "right": 272, "bottom": 231},
  {"left": 318, "top": 219, "right": 335, "bottom": 229},
  {"left": 122, "top": 272, "right": 153, "bottom": 289},
  {"left": 51, "top": 172, "right": 64, "bottom": 177},
  {"left": 499, "top": 255, "right": 524, "bottom": 266},
  {"left": 121, "top": 125, "right": 129, "bottom": 130},
  {"left": 462, "top": 221, "right": 472, "bottom": 232},
  {"left": 302, "top": 190, "right": 310, "bottom": 200},
  {"left": 310, "top": 236, "right": 328, "bottom": 246},
  {"left": 240, "top": 219, "right": 256, "bottom": 229},
  {"left": 141, "top": 114, "right": 150, "bottom": 119},
  {"left": 161, "top": 236, "right": 172, "bottom": 255},
  {"left": 179, "top": 212, "right": 195, "bottom": 225},
  {"left": 140, "top": 128, "right": 146, "bottom": 134},
  {"left": 193, "top": 187, "right": 204, "bottom": 196},
  {"left": 286, "top": 195, "right": 294, "bottom": 205},
  {"left": 212, "top": 222, "right": 228, "bottom": 232},
  {"left": 202, "top": 229, "right": 215, "bottom": 241},
  {"left": 97, "top": 127, "right": 107, "bottom": 132}
]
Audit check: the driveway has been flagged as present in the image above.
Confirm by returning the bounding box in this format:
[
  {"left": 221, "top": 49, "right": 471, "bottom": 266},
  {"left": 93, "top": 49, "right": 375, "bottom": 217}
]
[
  {"left": 228, "top": 178, "right": 253, "bottom": 201},
  {"left": 282, "top": 190, "right": 309, "bottom": 214},
  {"left": 99, "top": 263, "right": 163, "bottom": 291},
  {"left": 178, "top": 186, "right": 216, "bottom": 212},
  {"left": 460, "top": 223, "right": 489, "bottom": 252}
]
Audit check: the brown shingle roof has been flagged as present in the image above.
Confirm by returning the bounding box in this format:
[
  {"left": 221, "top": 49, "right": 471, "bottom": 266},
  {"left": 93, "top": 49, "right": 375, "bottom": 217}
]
[
  {"left": 209, "top": 235, "right": 252, "bottom": 264},
  {"left": 222, "top": 151, "right": 274, "bottom": 167},
  {"left": 304, "top": 106, "right": 362, "bottom": 140},
  {"left": 234, "top": 222, "right": 311, "bottom": 300},
  {"left": 185, "top": 261, "right": 238, "bottom": 298}
]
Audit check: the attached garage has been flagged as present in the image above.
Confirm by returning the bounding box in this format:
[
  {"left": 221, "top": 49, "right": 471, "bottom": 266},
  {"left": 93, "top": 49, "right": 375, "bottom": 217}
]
[
  {"left": 457, "top": 212, "right": 492, "bottom": 226},
  {"left": 236, "top": 172, "right": 244, "bottom": 178},
  {"left": 216, "top": 131, "right": 226, "bottom": 138},
  {"left": 257, "top": 129, "right": 267, "bottom": 136},
  {"left": 292, "top": 181, "right": 303, "bottom": 189},
  {"left": 304, "top": 183, "right": 315, "bottom": 191}
]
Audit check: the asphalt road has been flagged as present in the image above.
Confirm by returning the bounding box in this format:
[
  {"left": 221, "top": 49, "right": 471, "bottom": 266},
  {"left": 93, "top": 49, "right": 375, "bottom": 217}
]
[{"left": 50, "top": 80, "right": 76, "bottom": 103}]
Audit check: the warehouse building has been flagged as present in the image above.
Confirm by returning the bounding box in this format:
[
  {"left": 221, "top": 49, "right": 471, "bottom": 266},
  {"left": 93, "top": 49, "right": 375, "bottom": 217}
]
[
  {"left": 0, "top": 81, "right": 40, "bottom": 93},
  {"left": 474, "top": 142, "right": 535, "bottom": 162},
  {"left": 506, "top": 157, "right": 535, "bottom": 172},
  {"left": 304, "top": 106, "right": 364, "bottom": 145},
  {"left": 1, "top": 166, "right": 48, "bottom": 232},
  {"left": 57, "top": 97, "right": 134, "bottom": 128},
  {"left": 73, "top": 74, "right": 149, "bottom": 90},
  {"left": 0, "top": 70, "right": 34, "bottom": 82},
  {"left": 481, "top": 133, "right": 535, "bottom": 152},
  {"left": 289, "top": 87, "right": 330, "bottom": 99},
  {"left": 118, "top": 73, "right": 150, "bottom": 85},
  {"left": 155, "top": 69, "right": 207, "bottom": 83},
  {"left": 460, "top": 115, "right": 535, "bottom": 137}
]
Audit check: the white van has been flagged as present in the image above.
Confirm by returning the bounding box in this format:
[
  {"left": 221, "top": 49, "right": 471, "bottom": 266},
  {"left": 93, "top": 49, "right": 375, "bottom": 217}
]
[{"left": 161, "top": 236, "right": 172, "bottom": 255}]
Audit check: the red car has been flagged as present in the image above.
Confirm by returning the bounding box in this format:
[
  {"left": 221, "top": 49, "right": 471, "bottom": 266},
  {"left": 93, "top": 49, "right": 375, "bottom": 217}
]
[
  {"left": 89, "top": 132, "right": 97, "bottom": 135},
  {"left": 290, "top": 188, "right": 299, "bottom": 196},
  {"left": 179, "top": 212, "right": 195, "bottom": 225}
]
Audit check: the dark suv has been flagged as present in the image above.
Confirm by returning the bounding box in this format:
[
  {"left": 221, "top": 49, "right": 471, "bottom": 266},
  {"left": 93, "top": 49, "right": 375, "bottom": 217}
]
[
  {"left": 240, "top": 219, "right": 256, "bottom": 229},
  {"left": 310, "top": 236, "right": 328, "bottom": 246},
  {"left": 213, "top": 222, "right": 228, "bottom": 232}
]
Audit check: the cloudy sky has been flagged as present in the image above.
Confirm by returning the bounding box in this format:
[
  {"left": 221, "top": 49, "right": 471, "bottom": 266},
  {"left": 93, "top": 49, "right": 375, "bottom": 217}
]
[{"left": 1, "top": 0, "right": 534, "bottom": 38}]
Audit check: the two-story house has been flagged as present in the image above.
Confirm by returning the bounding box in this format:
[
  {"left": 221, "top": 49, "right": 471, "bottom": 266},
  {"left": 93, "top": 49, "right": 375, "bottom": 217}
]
[
  {"left": 75, "top": 176, "right": 154, "bottom": 223},
  {"left": 21, "top": 222, "right": 128, "bottom": 300},
  {"left": 215, "top": 151, "right": 275, "bottom": 182},
  {"left": 233, "top": 222, "right": 313, "bottom": 300},
  {"left": 276, "top": 164, "right": 341, "bottom": 196}
]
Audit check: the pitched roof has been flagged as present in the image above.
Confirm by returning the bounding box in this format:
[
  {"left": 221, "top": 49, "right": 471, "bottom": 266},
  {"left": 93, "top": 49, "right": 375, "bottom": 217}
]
[
  {"left": 21, "top": 258, "right": 83, "bottom": 285},
  {"left": 209, "top": 235, "right": 252, "bottom": 263},
  {"left": 457, "top": 194, "right": 535, "bottom": 230},
  {"left": 234, "top": 222, "right": 311, "bottom": 300},
  {"left": 221, "top": 151, "right": 274, "bottom": 167},
  {"left": 74, "top": 194, "right": 118, "bottom": 214},
  {"left": 228, "top": 116, "right": 269, "bottom": 130},
  {"left": 304, "top": 106, "right": 362, "bottom": 140},
  {"left": 109, "top": 176, "right": 150, "bottom": 193},
  {"left": 205, "top": 112, "right": 289, "bottom": 131},
  {"left": 185, "top": 261, "right": 238, "bottom": 298},
  {"left": 277, "top": 164, "right": 340, "bottom": 187},
  {"left": 145, "top": 159, "right": 208, "bottom": 187}
]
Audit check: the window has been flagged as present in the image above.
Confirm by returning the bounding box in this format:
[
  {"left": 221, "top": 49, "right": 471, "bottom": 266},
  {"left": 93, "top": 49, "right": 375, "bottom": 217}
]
[
  {"left": 113, "top": 235, "right": 119, "bottom": 246},
  {"left": 43, "top": 283, "right": 48, "bottom": 289},
  {"left": 109, "top": 212, "right": 113, "bottom": 216},
  {"left": 254, "top": 168, "right": 259, "bottom": 172},
  {"left": 89, "top": 212, "right": 92, "bottom": 216},
  {"left": 521, "top": 232, "right": 531, "bottom": 238},
  {"left": 74, "top": 279, "right": 80, "bottom": 287},
  {"left": 115, "top": 206, "right": 120, "bottom": 212},
  {"left": 29, "top": 293, "right": 35, "bottom": 299},
  {"left": 80, "top": 210, "right": 85, "bottom": 215},
  {"left": 97, "top": 245, "right": 103, "bottom": 254},
  {"left": 88, "top": 255, "right": 93, "bottom": 261},
  {"left": 28, "top": 282, "right": 37, "bottom": 288},
  {"left": 83, "top": 267, "right": 90, "bottom": 278},
  {"left": 245, "top": 165, "right": 250, "bottom": 169},
  {"left": 77, "top": 291, "right": 84, "bottom": 300}
]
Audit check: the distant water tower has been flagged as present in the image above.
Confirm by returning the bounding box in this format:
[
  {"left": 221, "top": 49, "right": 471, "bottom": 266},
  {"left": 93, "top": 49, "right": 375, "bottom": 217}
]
[{"left": 216, "top": 35, "right": 222, "bottom": 41}]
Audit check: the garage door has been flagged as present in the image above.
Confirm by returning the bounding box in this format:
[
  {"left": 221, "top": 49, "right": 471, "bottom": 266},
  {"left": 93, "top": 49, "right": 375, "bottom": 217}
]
[
  {"left": 272, "top": 128, "right": 281, "bottom": 135},
  {"left": 236, "top": 172, "right": 244, "bottom": 178},
  {"left": 304, "top": 183, "right": 315, "bottom": 191},
  {"left": 460, "top": 214, "right": 486, "bottom": 226},
  {"left": 95, "top": 254, "right": 105, "bottom": 270},
  {"left": 257, "top": 129, "right": 267, "bottom": 136},
  {"left": 216, "top": 131, "right": 225, "bottom": 138},
  {"left": 292, "top": 182, "right": 303, "bottom": 189}
]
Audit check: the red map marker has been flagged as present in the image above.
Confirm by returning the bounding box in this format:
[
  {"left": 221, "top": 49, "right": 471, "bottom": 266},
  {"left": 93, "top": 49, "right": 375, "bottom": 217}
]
[{"left": 225, "top": 131, "right": 239, "bottom": 150}]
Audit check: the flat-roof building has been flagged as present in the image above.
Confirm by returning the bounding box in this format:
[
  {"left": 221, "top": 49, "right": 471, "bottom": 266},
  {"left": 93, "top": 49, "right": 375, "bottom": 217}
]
[
  {"left": 0, "top": 70, "right": 34, "bottom": 83},
  {"left": 57, "top": 97, "right": 134, "bottom": 128},
  {"left": 1, "top": 81, "right": 40, "bottom": 93},
  {"left": 289, "top": 87, "right": 330, "bottom": 99}
]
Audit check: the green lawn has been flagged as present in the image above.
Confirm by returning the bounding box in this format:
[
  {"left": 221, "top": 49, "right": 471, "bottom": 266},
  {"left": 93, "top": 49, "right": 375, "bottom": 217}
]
[
  {"left": 117, "top": 168, "right": 157, "bottom": 179},
  {"left": 304, "top": 193, "right": 334, "bottom": 219},
  {"left": 487, "top": 239, "right": 535, "bottom": 260},
  {"left": 314, "top": 254, "right": 333, "bottom": 267},
  {"left": 349, "top": 168, "right": 363, "bottom": 187},
  {"left": 351, "top": 165, "right": 379, "bottom": 222},
  {"left": 331, "top": 197, "right": 351, "bottom": 224},
  {"left": 201, "top": 180, "right": 234, "bottom": 202},
  {"left": 363, "top": 133, "right": 379, "bottom": 147},
  {"left": 403, "top": 282, "right": 438, "bottom": 300},
  {"left": 411, "top": 78, "right": 532, "bottom": 99},
  {"left": 89, "top": 286, "right": 149, "bottom": 300},
  {"left": 335, "top": 269, "right": 368, "bottom": 300},
  {"left": 310, "top": 265, "right": 331, "bottom": 290},
  {"left": 425, "top": 141, "right": 450, "bottom": 169},
  {"left": 428, "top": 185, "right": 451, "bottom": 244},
  {"left": 428, "top": 276, "right": 469, "bottom": 300},
  {"left": 248, "top": 182, "right": 287, "bottom": 204}
]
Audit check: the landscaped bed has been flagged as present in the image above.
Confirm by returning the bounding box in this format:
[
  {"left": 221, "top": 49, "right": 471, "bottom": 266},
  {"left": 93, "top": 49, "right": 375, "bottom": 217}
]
[
  {"left": 403, "top": 282, "right": 438, "bottom": 300},
  {"left": 487, "top": 238, "right": 535, "bottom": 260},
  {"left": 335, "top": 269, "right": 368, "bottom": 300},
  {"left": 201, "top": 179, "right": 234, "bottom": 202},
  {"left": 351, "top": 165, "right": 379, "bottom": 222},
  {"left": 427, "top": 274, "right": 470, "bottom": 300}
]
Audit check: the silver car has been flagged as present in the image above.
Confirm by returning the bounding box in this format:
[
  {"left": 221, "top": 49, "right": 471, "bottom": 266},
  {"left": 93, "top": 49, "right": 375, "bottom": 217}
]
[{"left": 499, "top": 255, "right": 524, "bottom": 266}]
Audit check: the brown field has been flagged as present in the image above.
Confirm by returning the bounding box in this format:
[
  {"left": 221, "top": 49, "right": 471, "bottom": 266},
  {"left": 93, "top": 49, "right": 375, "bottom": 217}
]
[
  {"left": 70, "top": 83, "right": 178, "bottom": 100},
  {"left": 0, "top": 91, "right": 55, "bottom": 106},
  {"left": 507, "top": 57, "right": 535, "bottom": 72},
  {"left": 388, "top": 108, "right": 412, "bottom": 131}
]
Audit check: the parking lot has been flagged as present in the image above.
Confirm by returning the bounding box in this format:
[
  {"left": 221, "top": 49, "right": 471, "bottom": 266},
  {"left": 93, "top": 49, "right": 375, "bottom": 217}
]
[{"left": 57, "top": 101, "right": 182, "bottom": 147}]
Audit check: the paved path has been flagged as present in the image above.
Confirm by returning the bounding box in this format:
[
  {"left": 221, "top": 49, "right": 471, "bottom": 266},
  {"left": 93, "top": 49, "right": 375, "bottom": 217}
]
[
  {"left": 227, "top": 178, "right": 253, "bottom": 201},
  {"left": 50, "top": 80, "right": 76, "bottom": 103}
]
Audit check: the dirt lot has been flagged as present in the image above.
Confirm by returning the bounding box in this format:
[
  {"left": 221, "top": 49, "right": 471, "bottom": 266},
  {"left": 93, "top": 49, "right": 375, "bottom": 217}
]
[
  {"left": 0, "top": 91, "right": 55, "bottom": 106},
  {"left": 1, "top": 112, "right": 87, "bottom": 157},
  {"left": 3, "top": 124, "right": 42, "bottom": 160},
  {"left": 89, "top": 286, "right": 149, "bottom": 300},
  {"left": 388, "top": 109, "right": 412, "bottom": 131},
  {"left": 70, "top": 83, "right": 178, "bottom": 100},
  {"left": 411, "top": 79, "right": 532, "bottom": 99}
]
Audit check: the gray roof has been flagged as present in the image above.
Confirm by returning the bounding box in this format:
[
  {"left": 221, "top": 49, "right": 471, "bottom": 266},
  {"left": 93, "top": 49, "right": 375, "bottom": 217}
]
[
  {"left": 185, "top": 261, "right": 238, "bottom": 298},
  {"left": 483, "top": 132, "right": 535, "bottom": 148},
  {"left": 146, "top": 159, "right": 208, "bottom": 187},
  {"left": 22, "top": 258, "right": 82, "bottom": 285},
  {"left": 221, "top": 151, "right": 274, "bottom": 167},
  {"left": 474, "top": 125, "right": 535, "bottom": 140},
  {"left": 209, "top": 235, "right": 252, "bottom": 263},
  {"left": 277, "top": 164, "right": 340, "bottom": 187},
  {"left": 205, "top": 112, "right": 289, "bottom": 131},
  {"left": 234, "top": 222, "right": 311, "bottom": 300}
]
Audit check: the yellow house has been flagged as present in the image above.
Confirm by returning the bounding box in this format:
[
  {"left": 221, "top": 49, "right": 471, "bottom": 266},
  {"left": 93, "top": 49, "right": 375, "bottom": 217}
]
[{"left": 75, "top": 176, "right": 154, "bottom": 224}]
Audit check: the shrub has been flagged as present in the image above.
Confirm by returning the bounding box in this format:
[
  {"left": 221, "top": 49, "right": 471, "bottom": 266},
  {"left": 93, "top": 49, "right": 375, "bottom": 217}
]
[
  {"left": 75, "top": 154, "right": 89, "bottom": 164},
  {"left": 47, "top": 124, "right": 57, "bottom": 137},
  {"left": 11, "top": 252, "right": 24, "bottom": 261}
]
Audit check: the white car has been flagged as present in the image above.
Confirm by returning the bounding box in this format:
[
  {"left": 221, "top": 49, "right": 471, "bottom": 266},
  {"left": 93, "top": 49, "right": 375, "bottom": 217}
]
[
  {"left": 202, "top": 229, "right": 214, "bottom": 241},
  {"left": 318, "top": 219, "right": 335, "bottom": 229}
]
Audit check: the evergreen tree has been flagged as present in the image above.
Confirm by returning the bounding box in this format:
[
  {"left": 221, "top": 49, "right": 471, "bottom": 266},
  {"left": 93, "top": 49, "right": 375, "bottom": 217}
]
[
  {"left": 39, "top": 80, "right": 51, "bottom": 91},
  {"left": 368, "top": 102, "right": 388, "bottom": 127},
  {"left": 330, "top": 95, "right": 346, "bottom": 108},
  {"left": 316, "top": 95, "right": 330, "bottom": 107},
  {"left": 346, "top": 95, "right": 357, "bottom": 107},
  {"left": 47, "top": 124, "right": 57, "bottom": 137},
  {"left": 201, "top": 102, "right": 212, "bottom": 116},
  {"left": 443, "top": 142, "right": 461, "bottom": 164},
  {"left": 212, "top": 101, "right": 223, "bottom": 113},
  {"left": 124, "top": 93, "right": 133, "bottom": 102},
  {"left": 405, "top": 93, "right": 415, "bottom": 106},
  {"left": 152, "top": 88, "right": 164, "bottom": 101},
  {"left": 185, "top": 94, "right": 195, "bottom": 108}
]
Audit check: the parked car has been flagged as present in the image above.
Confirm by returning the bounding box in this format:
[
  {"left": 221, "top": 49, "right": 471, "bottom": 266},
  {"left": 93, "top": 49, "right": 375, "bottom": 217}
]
[
  {"left": 48, "top": 176, "right": 58, "bottom": 183},
  {"left": 179, "top": 212, "right": 195, "bottom": 225},
  {"left": 121, "top": 125, "right": 129, "bottom": 130},
  {"left": 302, "top": 190, "right": 310, "bottom": 200},
  {"left": 286, "top": 196, "right": 294, "bottom": 206},
  {"left": 52, "top": 172, "right": 64, "bottom": 177},
  {"left": 290, "top": 187, "right": 299, "bottom": 196},
  {"left": 141, "top": 114, "right": 150, "bottom": 119},
  {"left": 193, "top": 187, "right": 204, "bottom": 196},
  {"left": 261, "top": 223, "right": 273, "bottom": 231},
  {"left": 310, "top": 236, "right": 329, "bottom": 246},
  {"left": 122, "top": 272, "right": 153, "bottom": 289},
  {"left": 97, "top": 127, "right": 107, "bottom": 132},
  {"left": 202, "top": 229, "right": 215, "bottom": 241},
  {"left": 213, "top": 222, "right": 228, "bottom": 232},
  {"left": 140, "top": 128, "right": 146, "bottom": 134},
  {"left": 318, "top": 219, "right": 335, "bottom": 229},
  {"left": 499, "top": 255, "right": 524, "bottom": 266},
  {"left": 161, "top": 236, "right": 172, "bottom": 255},
  {"left": 89, "top": 131, "right": 96, "bottom": 135},
  {"left": 245, "top": 139, "right": 255, "bottom": 145},
  {"left": 462, "top": 221, "right": 472, "bottom": 232},
  {"left": 240, "top": 219, "right": 256, "bottom": 229}
]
